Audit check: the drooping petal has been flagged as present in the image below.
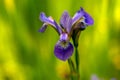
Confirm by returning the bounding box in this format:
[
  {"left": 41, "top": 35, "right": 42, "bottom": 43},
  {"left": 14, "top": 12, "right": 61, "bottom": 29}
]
[
  {"left": 39, "top": 12, "right": 62, "bottom": 34},
  {"left": 39, "top": 23, "right": 48, "bottom": 32},
  {"left": 39, "top": 21, "right": 61, "bottom": 34},
  {"left": 60, "top": 11, "right": 72, "bottom": 33},
  {"left": 40, "top": 12, "right": 55, "bottom": 26},
  {"left": 54, "top": 41, "right": 74, "bottom": 61},
  {"left": 82, "top": 8, "right": 94, "bottom": 25}
]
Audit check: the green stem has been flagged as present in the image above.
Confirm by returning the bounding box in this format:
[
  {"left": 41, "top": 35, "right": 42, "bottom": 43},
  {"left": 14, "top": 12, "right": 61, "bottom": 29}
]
[
  {"left": 75, "top": 46, "right": 79, "bottom": 73},
  {"left": 72, "top": 30, "right": 81, "bottom": 79},
  {"left": 68, "top": 58, "right": 76, "bottom": 80},
  {"left": 75, "top": 46, "right": 80, "bottom": 80},
  {"left": 68, "top": 58, "right": 75, "bottom": 72},
  {"left": 68, "top": 48, "right": 80, "bottom": 80}
]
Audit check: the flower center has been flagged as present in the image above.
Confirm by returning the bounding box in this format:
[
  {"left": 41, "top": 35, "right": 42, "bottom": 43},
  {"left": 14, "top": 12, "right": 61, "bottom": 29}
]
[
  {"left": 60, "top": 33, "right": 68, "bottom": 41},
  {"left": 57, "top": 40, "right": 69, "bottom": 48},
  {"left": 59, "top": 33, "right": 69, "bottom": 48}
]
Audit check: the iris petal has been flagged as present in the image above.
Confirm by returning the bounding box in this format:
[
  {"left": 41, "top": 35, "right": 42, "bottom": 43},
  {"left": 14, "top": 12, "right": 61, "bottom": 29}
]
[
  {"left": 39, "top": 12, "right": 62, "bottom": 34},
  {"left": 79, "top": 7, "right": 94, "bottom": 25},
  {"left": 83, "top": 11, "right": 94, "bottom": 25},
  {"left": 72, "top": 7, "right": 94, "bottom": 30},
  {"left": 40, "top": 12, "right": 55, "bottom": 26},
  {"left": 72, "top": 8, "right": 84, "bottom": 25},
  {"left": 39, "top": 23, "right": 48, "bottom": 32},
  {"left": 54, "top": 41, "right": 74, "bottom": 61},
  {"left": 60, "top": 11, "right": 72, "bottom": 33},
  {"left": 72, "top": 7, "right": 94, "bottom": 25}
]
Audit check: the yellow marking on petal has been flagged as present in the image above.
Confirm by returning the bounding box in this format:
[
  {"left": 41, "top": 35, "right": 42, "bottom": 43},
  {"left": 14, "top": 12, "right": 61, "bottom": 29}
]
[{"left": 48, "top": 16, "right": 54, "bottom": 22}]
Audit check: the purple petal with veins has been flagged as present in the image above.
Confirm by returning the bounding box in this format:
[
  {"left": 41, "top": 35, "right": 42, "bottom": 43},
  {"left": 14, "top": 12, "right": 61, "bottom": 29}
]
[
  {"left": 82, "top": 9, "right": 94, "bottom": 25},
  {"left": 54, "top": 21, "right": 62, "bottom": 34},
  {"left": 39, "top": 12, "right": 62, "bottom": 34},
  {"left": 60, "top": 11, "right": 72, "bottom": 33},
  {"left": 40, "top": 12, "right": 55, "bottom": 26},
  {"left": 72, "top": 7, "right": 94, "bottom": 30},
  {"left": 54, "top": 41, "right": 74, "bottom": 61}
]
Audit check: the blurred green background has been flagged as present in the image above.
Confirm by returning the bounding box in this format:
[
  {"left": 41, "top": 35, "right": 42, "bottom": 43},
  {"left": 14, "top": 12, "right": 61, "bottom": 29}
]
[{"left": 0, "top": 0, "right": 120, "bottom": 80}]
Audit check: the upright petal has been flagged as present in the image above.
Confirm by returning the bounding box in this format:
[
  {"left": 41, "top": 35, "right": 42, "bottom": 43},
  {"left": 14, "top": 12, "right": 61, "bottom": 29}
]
[
  {"left": 72, "top": 7, "right": 94, "bottom": 26},
  {"left": 60, "top": 11, "right": 72, "bottom": 33},
  {"left": 72, "top": 8, "right": 84, "bottom": 25},
  {"left": 54, "top": 41, "right": 74, "bottom": 61},
  {"left": 72, "top": 7, "right": 94, "bottom": 30}
]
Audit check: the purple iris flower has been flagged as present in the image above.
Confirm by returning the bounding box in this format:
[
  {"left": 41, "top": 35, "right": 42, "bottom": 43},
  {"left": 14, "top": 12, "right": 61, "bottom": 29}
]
[{"left": 39, "top": 7, "right": 94, "bottom": 61}]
